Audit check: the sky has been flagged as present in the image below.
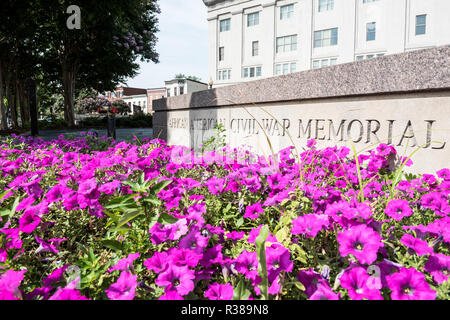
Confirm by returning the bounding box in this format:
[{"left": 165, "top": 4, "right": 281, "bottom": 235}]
[{"left": 124, "top": 0, "right": 209, "bottom": 89}]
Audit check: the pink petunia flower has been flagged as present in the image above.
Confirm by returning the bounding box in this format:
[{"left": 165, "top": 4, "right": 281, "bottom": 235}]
[
  {"left": 387, "top": 268, "right": 436, "bottom": 300},
  {"left": 205, "top": 283, "right": 234, "bottom": 300},
  {"left": 339, "top": 267, "right": 383, "bottom": 300},
  {"left": 424, "top": 253, "right": 450, "bottom": 284},
  {"left": 105, "top": 271, "right": 138, "bottom": 300},
  {"left": 291, "top": 214, "right": 329, "bottom": 238},
  {"left": 400, "top": 234, "right": 433, "bottom": 256},
  {"left": 235, "top": 250, "right": 259, "bottom": 280},
  {"left": 244, "top": 202, "right": 264, "bottom": 220},
  {"left": 385, "top": 199, "right": 413, "bottom": 221},
  {"left": 144, "top": 251, "right": 169, "bottom": 273},
  {"left": 155, "top": 265, "right": 195, "bottom": 296},
  {"left": 158, "top": 289, "right": 184, "bottom": 300},
  {"left": 0, "top": 269, "right": 27, "bottom": 300},
  {"left": 18, "top": 211, "right": 41, "bottom": 234},
  {"left": 108, "top": 253, "right": 140, "bottom": 273},
  {"left": 337, "top": 225, "right": 383, "bottom": 265}
]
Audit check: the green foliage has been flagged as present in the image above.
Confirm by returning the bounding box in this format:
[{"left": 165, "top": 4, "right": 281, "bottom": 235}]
[{"left": 201, "top": 123, "right": 227, "bottom": 151}]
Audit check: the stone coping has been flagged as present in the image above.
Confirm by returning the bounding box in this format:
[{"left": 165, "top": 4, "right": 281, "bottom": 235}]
[{"left": 153, "top": 45, "right": 450, "bottom": 112}]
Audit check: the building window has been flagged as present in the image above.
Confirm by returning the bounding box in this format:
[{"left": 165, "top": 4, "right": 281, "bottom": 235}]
[
  {"left": 366, "top": 22, "right": 376, "bottom": 41},
  {"left": 363, "top": 0, "right": 378, "bottom": 3},
  {"left": 252, "top": 41, "right": 259, "bottom": 56},
  {"left": 275, "top": 62, "right": 296, "bottom": 75},
  {"left": 275, "top": 64, "right": 282, "bottom": 75},
  {"left": 416, "top": 15, "right": 426, "bottom": 35},
  {"left": 220, "top": 19, "right": 230, "bottom": 32},
  {"left": 290, "top": 62, "right": 297, "bottom": 73},
  {"left": 218, "top": 69, "right": 231, "bottom": 80},
  {"left": 356, "top": 53, "right": 385, "bottom": 61},
  {"left": 314, "top": 28, "right": 338, "bottom": 48},
  {"left": 247, "top": 12, "right": 259, "bottom": 27},
  {"left": 280, "top": 4, "right": 294, "bottom": 20},
  {"left": 318, "top": 0, "right": 334, "bottom": 12},
  {"left": 174, "top": 88, "right": 177, "bottom": 96},
  {"left": 179, "top": 87, "right": 184, "bottom": 95},
  {"left": 243, "top": 66, "right": 261, "bottom": 78},
  {"left": 312, "top": 58, "right": 337, "bottom": 68},
  {"left": 276, "top": 35, "right": 297, "bottom": 53},
  {"left": 219, "top": 47, "right": 224, "bottom": 61}
]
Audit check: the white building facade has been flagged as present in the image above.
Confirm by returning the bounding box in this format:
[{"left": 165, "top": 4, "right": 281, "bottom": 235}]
[
  {"left": 122, "top": 94, "right": 148, "bottom": 115},
  {"left": 203, "top": 0, "right": 450, "bottom": 86},
  {"left": 165, "top": 78, "right": 209, "bottom": 97}
]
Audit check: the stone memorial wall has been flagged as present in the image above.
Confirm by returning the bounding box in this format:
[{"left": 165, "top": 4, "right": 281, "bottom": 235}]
[{"left": 153, "top": 46, "right": 450, "bottom": 174}]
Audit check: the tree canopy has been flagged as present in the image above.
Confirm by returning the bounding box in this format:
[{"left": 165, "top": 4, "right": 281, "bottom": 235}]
[{"left": 0, "top": 0, "right": 161, "bottom": 128}]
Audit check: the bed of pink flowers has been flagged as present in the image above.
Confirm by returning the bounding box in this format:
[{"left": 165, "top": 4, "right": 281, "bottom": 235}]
[{"left": 0, "top": 132, "right": 449, "bottom": 300}]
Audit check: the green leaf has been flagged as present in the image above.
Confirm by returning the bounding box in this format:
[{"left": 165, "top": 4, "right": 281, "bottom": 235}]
[
  {"left": 150, "top": 180, "right": 172, "bottom": 196},
  {"left": 0, "top": 209, "right": 11, "bottom": 217},
  {"left": 0, "top": 189, "right": 11, "bottom": 202},
  {"left": 116, "top": 209, "right": 143, "bottom": 229},
  {"left": 255, "top": 225, "right": 269, "bottom": 300},
  {"left": 105, "top": 195, "right": 136, "bottom": 210},
  {"left": 275, "top": 227, "right": 289, "bottom": 245},
  {"left": 223, "top": 203, "right": 232, "bottom": 214},
  {"left": 101, "top": 240, "right": 124, "bottom": 252},
  {"left": 294, "top": 280, "right": 305, "bottom": 291},
  {"left": 157, "top": 212, "right": 178, "bottom": 225},
  {"left": 236, "top": 217, "right": 244, "bottom": 228},
  {"left": 10, "top": 197, "right": 20, "bottom": 215},
  {"left": 232, "top": 279, "right": 251, "bottom": 300},
  {"left": 143, "top": 196, "right": 161, "bottom": 206}
]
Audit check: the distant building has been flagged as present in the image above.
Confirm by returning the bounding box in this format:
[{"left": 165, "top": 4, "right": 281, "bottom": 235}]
[
  {"left": 105, "top": 87, "right": 147, "bottom": 101},
  {"left": 202, "top": 0, "right": 450, "bottom": 87},
  {"left": 104, "top": 86, "right": 167, "bottom": 115},
  {"left": 146, "top": 88, "right": 167, "bottom": 114},
  {"left": 164, "top": 78, "right": 209, "bottom": 97},
  {"left": 121, "top": 94, "right": 148, "bottom": 115}
]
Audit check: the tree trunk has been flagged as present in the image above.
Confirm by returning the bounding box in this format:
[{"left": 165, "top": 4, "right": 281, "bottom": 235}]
[
  {"left": 0, "top": 61, "right": 7, "bottom": 130},
  {"left": 18, "top": 80, "right": 30, "bottom": 126},
  {"left": 62, "top": 63, "right": 76, "bottom": 128},
  {"left": 5, "top": 69, "right": 12, "bottom": 129},
  {"left": 10, "top": 75, "right": 18, "bottom": 128},
  {"left": 16, "top": 79, "right": 24, "bottom": 127}
]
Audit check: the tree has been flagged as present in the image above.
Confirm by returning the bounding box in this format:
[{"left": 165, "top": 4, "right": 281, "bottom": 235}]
[
  {"left": 174, "top": 73, "right": 202, "bottom": 82},
  {"left": 35, "top": 0, "right": 160, "bottom": 128}
]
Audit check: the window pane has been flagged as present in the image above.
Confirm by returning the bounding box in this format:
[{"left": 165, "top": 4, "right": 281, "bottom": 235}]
[
  {"left": 330, "top": 58, "right": 337, "bottom": 65},
  {"left": 290, "top": 63, "right": 297, "bottom": 73},
  {"left": 220, "top": 19, "right": 230, "bottom": 32},
  {"left": 321, "top": 59, "right": 328, "bottom": 67},
  {"left": 356, "top": 55, "right": 364, "bottom": 61},
  {"left": 276, "top": 64, "right": 281, "bottom": 75},
  {"left": 250, "top": 67, "right": 255, "bottom": 77},
  {"left": 312, "top": 60, "right": 320, "bottom": 69},
  {"left": 366, "top": 22, "right": 376, "bottom": 41},
  {"left": 367, "top": 55, "right": 374, "bottom": 59},
  {"left": 416, "top": 15, "right": 426, "bottom": 35},
  {"left": 256, "top": 67, "right": 261, "bottom": 77},
  {"left": 283, "top": 63, "right": 289, "bottom": 74}
]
